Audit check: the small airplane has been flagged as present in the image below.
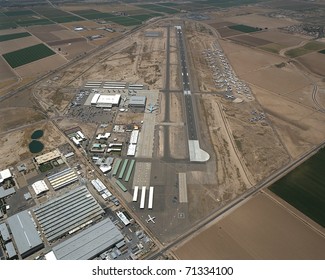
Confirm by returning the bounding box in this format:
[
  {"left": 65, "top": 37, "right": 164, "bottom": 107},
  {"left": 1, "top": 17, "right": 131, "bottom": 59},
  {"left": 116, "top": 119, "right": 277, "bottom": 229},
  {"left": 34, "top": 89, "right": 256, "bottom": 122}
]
[
  {"left": 146, "top": 215, "right": 156, "bottom": 224},
  {"left": 147, "top": 103, "right": 158, "bottom": 113}
]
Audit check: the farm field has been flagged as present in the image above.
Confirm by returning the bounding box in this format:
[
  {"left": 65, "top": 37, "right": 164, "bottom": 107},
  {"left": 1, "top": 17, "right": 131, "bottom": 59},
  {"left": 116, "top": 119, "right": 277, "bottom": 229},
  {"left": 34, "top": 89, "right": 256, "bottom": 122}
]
[
  {"left": 3, "top": 43, "right": 56, "bottom": 68},
  {"left": 229, "top": 34, "right": 271, "bottom": 47},
  {"left": 136, "top": 4, "right": 179, "bottom": 14},
  {"left": 0, "top": 32, "right": 31, "bottom": 42},
  {"left": 259, "top": 43, "right": 285, "bottom": 54},
  {"left": 319, "top": 49, "right": 325, "bottom": 54},
  {"left": 130, "top": 13, "right": 162, "bottom": 22},
  {"left": 251, "top": 30, "right": 304, "bottom": 47},
  {"left": 297, "top": 52, "right": 325, "bottom": 76},
  {"left": 229, "top": 24, "right": 261, "bottom": 33},
  {"left": 285, "top": 41, "right": 325, "bottom": 58},
  {"left": 269, "top": 148, "right": 325, "bottom": 227},
  {"left": 0, "top": 36, "right": 41, "bottom": 54},
  {"left": 0, "top": 57, "right": 16, "bottom": 81},
  {"left": 174, "top": 193, "right": 325, "bottom": 259}
]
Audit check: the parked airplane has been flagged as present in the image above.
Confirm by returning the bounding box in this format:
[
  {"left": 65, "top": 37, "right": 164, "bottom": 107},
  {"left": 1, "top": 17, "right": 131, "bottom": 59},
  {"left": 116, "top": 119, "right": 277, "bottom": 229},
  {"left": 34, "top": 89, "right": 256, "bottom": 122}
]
[
  {"left": 147, "top": 103, "right": 158, "bottom": 113},
  {"left": 146, "top": 215, "right": 156, "bottom": 224}
]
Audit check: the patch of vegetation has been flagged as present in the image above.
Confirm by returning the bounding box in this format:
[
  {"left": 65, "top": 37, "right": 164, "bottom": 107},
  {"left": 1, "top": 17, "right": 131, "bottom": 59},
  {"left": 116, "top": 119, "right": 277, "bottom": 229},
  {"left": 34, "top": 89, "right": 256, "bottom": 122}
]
[
  {"left": 0, "top": 32, "right": 31, "bottom": 42},
  {"left": 129, "top": 13, "right": 162, "bottom": 22},
  {"left": 319, "top": 49, "right": 325, "bottom": 55},
  {"left": 17, "top": 18, "right": 53, "bottom": 26},
  {"left": 137, "top": 4, "right": 179, "bottom": 14},
  {"left": 275, "top": 62, "right": 286, "bottom": 68},
  {"left": 229, "top": 24, "right": 261, "bottom": 33},
  {"left": 52, "top": 16, "right": 83, "bottom": 23},
  {"left": 4, "top": 10, "right": 35, "bottom": 17},
  {"left": 259, "top": 43, "right": 284, "bottom": 54},
  {"left": 285, "top": 41, "right": 325, "bottom": 58},
  {"left": 39, "top": 162, "right": 53, "bottom": 173},
  {"left": 3, "top": 43, "right": 56, "bottom": 68},
  {"left": 269, "top": 148, "right": 325, "bottom": 227}
]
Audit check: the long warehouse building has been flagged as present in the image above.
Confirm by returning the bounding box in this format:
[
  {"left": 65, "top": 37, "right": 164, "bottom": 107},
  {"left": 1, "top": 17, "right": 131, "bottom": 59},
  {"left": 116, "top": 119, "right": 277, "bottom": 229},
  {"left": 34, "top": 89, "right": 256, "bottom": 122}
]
[
  {"left": 33, "top": 186, "right": 104, "bottom": 242},
  {"left": 52, "top": 219, "right": 123, "bottom": 260},
  {"left": 47, "top": 168, "right": 78, "bottom": 190}
]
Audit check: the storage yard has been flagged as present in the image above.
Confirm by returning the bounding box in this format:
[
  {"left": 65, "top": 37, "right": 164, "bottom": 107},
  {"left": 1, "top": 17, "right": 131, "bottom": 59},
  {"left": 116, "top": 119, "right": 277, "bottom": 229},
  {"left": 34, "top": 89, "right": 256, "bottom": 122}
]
[{"left": 0, "top": 0, "right": 325, "bottom": 261}]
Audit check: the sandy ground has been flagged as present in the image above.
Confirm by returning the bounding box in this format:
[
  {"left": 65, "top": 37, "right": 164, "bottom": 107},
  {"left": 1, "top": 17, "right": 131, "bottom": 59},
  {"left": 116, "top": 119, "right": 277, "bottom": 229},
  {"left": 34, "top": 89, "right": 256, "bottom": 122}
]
[
  {"left": 53, "top": 41, "right": 95, "bottom": 60},
  {"left": 251, "top": 30, "right": 305, "bottom": 47},
  {"left": 0, "top": 120, "right": 66, "bottom": 170},
  {"left": 15, "top": 54, "right": 67, "bottom": 77},
  {"left": 0, "top": 57, "right": 16, "bottom": 81},
  {"left": 241, "top": 62, "right": 311, "bottom": 95},
  {"left": 174, "top": 192, "right": 325, "bottom": 260},
  {"left": 219, "top": 40, "right": 285, "bottom": 76},
  {"left": 252, "top": 84, "right": 325, "bottom": 159},
  {"left": 297, "top": 52, "right": 325, "bottom": 76},
  {"left": 51, "top": 29, "right": 83, "bottom": 40},
  {"left": 0, "top": 36, "right": 42, "bottom": 54},
  {"left": 228, "top": 34, "right": 271, "bottom": 47},
  {"left": 57, "top": 118, "right": 98, "bottom": 139},
  {"left": 225, "top": 14, "right": 299, "bottom": 29}
]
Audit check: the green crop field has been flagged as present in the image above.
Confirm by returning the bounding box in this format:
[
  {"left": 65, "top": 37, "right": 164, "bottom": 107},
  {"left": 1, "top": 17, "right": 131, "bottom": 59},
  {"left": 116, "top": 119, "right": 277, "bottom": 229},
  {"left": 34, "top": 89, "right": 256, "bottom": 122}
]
[
  {"left": 269, "top": 148, "right": 325, "bottom": 227},
  {"left": 130, "top": 13, "right": 162, "bottom": 22},
  {"left": 17, "top": 18, "right": 53, "bottom": 26},
  {"left": 3, "top": 43, "right": 56, "bottom": 68},
  {"left": 4, "top": 10, "right": 36, "bottom": 17},
  {"left": 285, "top": 41, "right": 325, "bottom": 58},
  {"left": 0, "top": 32, "right": 31, "bottom": 42},
  {"left": 229, "top": 24, "right": 260, "bottom": 33},
  {"left": 52, "top": 16, "right": 83, "bottom": 23},
  {"left": 106, "top": 16, "right": 141, "bottom": 26},
  {"left": 158, "top": 2, "right": 180, "bottom": 7},
  {"left": 137, "top": 4, "right": 179, "bottom": 14},
  {"left": 319, "top": 49, "right": 325, "bottom": 54}
]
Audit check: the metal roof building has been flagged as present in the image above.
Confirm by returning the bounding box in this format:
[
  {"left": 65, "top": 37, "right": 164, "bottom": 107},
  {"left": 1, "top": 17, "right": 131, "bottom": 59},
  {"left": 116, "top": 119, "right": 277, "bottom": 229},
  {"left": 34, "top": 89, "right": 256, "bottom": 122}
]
[
  {"left": 5, "top": 242, "right": 17, "bottom": 259},
  {"left": 0, "top": 186, "right": 16, "bottom": 199},
  {"left": 7, "top": 210, "right": 44, "bottom": 258},
  {"left": 33, "top": 186, "right": 104, "bottom": 242},
  {"left": 128, "top": 96, "right": 146, "bottom": 108},
  {"left": 34, "top": 150, "right": 61, "bottom": 165},
  {"left": 0, "top": 223, "right": 10, "bottom": 242},
  {"left": 31, "top": 180, "right": 49, "bottom": 196},
  {"left": 47, "top": 168, "right": 78, "bottom": 190},
  {"left": 0, "top": 168, "right": 11, "bottom": 183},
  {"left": 52, "top": 218, "right": 123, "bottom": 260}
]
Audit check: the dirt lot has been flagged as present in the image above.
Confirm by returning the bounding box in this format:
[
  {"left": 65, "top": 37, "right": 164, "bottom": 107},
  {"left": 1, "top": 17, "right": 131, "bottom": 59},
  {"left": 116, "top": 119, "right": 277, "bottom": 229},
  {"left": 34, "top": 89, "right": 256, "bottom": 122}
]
[
  {"left": 0, "top": 36, "right": 42, "bottom": 54},
  {"left": 228, "top": 34, "right": 271, "bottom": 47},
  {"left": 252, "top": 84, "right": 325, "bottom": 159},
  {"left": 219, "top": 40, "right": 285, "bottom": 76},
  {"left": 251, "top": 30, "right": 305, "bottom": 47},
  {"left": 174, "top": 192, "right": 325, "bottom": 259},
  {"left": 0, "top": 120, "right": 66, "bottom": 170},
  {"left": 216, "top": 27, "right": 242, "bottom": 38},
  {"left": 225, "top": 14, "right": 299, "bottom": 29},
  {"left": 0, "top": 57, "right": 16, "bottom": 81},
  {"left": 241, "top": 62, "right": 311, "bottom": 95},
  {"left": 57, "top": 118, "right": 97, "bottom": 139},
  {"left": 51, "top": 40, "right": 95, "bottom": 60},
  {"left": 297, "top": 52, "right": 325, "bottom": 76},
  {"left": 27, "top": 24, "right": 67, "bottom": 42},
  {"left": 15, "top": 54, "right": 67, "bottom": 77}
]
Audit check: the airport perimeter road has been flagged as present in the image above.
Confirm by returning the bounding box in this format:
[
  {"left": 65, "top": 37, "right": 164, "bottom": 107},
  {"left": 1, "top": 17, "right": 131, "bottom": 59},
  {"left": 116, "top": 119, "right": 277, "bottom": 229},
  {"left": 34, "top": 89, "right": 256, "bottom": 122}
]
[
  {"left": 147, "top": 140, "right": 325, "bottom": 259},
  {"left": 176, "top": 26, "right": 198, "bottom": 141}
]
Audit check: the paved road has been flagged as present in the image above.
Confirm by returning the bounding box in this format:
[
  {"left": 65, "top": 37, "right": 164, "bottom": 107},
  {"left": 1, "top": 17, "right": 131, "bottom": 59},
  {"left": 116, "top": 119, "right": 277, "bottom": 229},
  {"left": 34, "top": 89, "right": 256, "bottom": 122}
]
[{"left": 176, "top": 26, "right": 198, "bottom": 141}]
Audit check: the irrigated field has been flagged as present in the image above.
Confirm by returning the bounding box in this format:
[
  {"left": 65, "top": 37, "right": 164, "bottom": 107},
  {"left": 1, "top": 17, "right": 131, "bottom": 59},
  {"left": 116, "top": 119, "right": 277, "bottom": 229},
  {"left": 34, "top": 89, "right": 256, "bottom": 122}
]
[
  {"left": 3, "top": 43, "right": 55, "bottom": 68},
  {"left": 229, "top": 24, "right": 261, "bottom": 33},
  {"left": 269, "top": 148, "right": 325, "bottom": 227},
  {"left": 137, "top": 4, "right": 179, "bottom": 14},
  {"left": 285, "top": 41, "right": 325, "bottom": 58},
  {"left": 0, "top": 32, "right": 31, "bottom": 42}
]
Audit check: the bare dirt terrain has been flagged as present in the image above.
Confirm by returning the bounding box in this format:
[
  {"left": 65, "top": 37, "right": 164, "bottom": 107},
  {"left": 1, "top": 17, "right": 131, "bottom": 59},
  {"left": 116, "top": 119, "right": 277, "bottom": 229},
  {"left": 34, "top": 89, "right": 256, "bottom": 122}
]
[
  {"left": 228, "top": 35, "right": 271, "bottom": 47},
  {"left": 251, "top": 30, "right": 305, "bottom": 47},
  {"left": 174, "top": 192, "right": 325, "bottom": 260},
  {"left": 15, "top": 54, "right": 67, "bottom": 77},
  {"left": 0, "top": 57, "right": 16, "bottom": 81},
  {"left": 297, "top": 52, "right": 325, "bottom": 76},
  {"left": 0, "top": 120, "right": 66, "bottom": 170},
  {"left": 225, "top": 14, "right": 299, "bottom": 29},
  {"left": 27, "top": 24, "right": 67, "bottom": 42}
]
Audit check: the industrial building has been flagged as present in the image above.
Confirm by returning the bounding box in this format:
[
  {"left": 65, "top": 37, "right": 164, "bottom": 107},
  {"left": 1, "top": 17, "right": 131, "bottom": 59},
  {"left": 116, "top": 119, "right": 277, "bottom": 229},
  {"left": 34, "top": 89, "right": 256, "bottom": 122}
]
[
  {"left": 5, "top": 242, "right": 17, "bottom": 259},
  {"left": 7, "top": 210, "right": 44, "bottom": 258},
  {"left": 0, "top": 223, "right": 10, "bottom": 242},
  {"left": 31, "top": 180, "right": 49, "bottom": 196},
  {"left": 91, "top": 93, "right": 121, "bottom": 108},
  {"left": 47, "top": 168, "right": 78, "bottom": 190},
  {"left": 0, "top": 186, "right": 15, "bottom": 199},
  {"left": 33, "top": 186, "right": 104, "bottom": 242},
  {"left": 0, "top": 168, "right": 12, "bottom": 183},
  {"left": 91, "top": 178, "right": 112, "bottom": 200},
  {"left": 34, "top": 150, "right": 61, "bottom": 165},
  {"left": 51, "top": 218, "right": 123, "bottom": 260},
  {"left": 128, "top": 96, "right": 146, "bottom": 110}
]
